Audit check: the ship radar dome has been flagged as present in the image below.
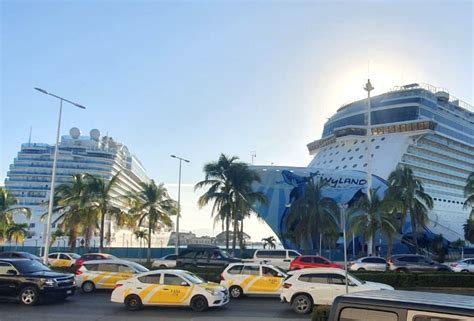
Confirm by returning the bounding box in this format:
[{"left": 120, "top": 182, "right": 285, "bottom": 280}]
[
  {"left": 90, "top": 129, "right": 100, "bottom": 141},
  {"left": 70, "top": 127, "right": 81, "bottom": 139}
]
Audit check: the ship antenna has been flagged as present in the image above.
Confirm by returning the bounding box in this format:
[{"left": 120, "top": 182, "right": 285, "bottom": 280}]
[
  {"left": 363, "top": 77, "right": 374, "bottom": 255},
  {"left": 251, "top": 151, "right": 256, "bottom": 165},
  {"left": 28, "top": 126, "right": 32, "bottom": 144}
]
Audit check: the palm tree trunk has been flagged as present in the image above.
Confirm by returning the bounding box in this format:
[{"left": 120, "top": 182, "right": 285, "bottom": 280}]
[
  {"left": 225, "top": 216, "right": 230, "bottom": 251},
  {"left": 99, "top": 207, "right": 106, "bottom": 252},
  {"left": 410, "top": 211, "right": 419, "bottom": 254},
  {"left": 387, "top": 235, "right": 393, "bottom": 257},
  {"left": 147, "top": 220, "right": 152, "bottom": 264},
  {"left": 371, "top": 231, "right": 376, "bottom": 255},
  {"left": 232, "top": 215, "right": 238, "bottom": 255},
  {"left": 239, "top": 219, "right": 244, "bottom": 257}
]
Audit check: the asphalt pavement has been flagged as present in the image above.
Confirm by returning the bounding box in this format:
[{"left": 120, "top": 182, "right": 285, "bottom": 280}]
[{"left": 0, "top": 291, "right": 308, "bottom": 321}]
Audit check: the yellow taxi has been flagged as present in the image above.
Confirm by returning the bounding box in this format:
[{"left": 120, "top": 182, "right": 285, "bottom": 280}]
[
  {"left": 75, "top": 259, "right": 149, "bottom": 293},
  {"left": 47, "top": 252, "right": 80, "bottom": 268},
  {"left": 111, "top": 269, "right": 229, "bottom": 312},
  {"left": 220, "top": 262, "right": 287, "bottom": 298}
]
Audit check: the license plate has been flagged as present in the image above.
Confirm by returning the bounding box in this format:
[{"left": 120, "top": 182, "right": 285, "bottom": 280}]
[{"left": 67, "top": 290, "right": 72, "bottom": 295}]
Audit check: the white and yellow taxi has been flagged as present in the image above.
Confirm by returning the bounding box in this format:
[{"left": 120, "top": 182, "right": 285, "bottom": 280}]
[
  {"left": 75, "top": 259, "right": 149, "bottom": 293},
  {"left": 47, "top": 252, "right": 80, "bottom": 268},
  {"left": 220, "top": 262, "right": 287, "bottom": 298},
  {"left": 111, "top": 269, "right": 229, "bottom": 312}
]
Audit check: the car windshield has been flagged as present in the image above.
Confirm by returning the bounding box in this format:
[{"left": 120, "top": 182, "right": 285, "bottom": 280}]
[
  {"left": 182, "top": 272, "right": 205, "bottom": 284},
  {"left": 13, "top": 260, "right": 51, "bottom": 273},
  {"left": 348, "top": 272, "right": 365, "bottom": 285},
  {"left": 70, "top": 253, "right": 80, "bottom": 259},
  {"left": 219, "top": 250, "right": 231, "bottom": 259},
  {"left": 129, "top": 262, "right": 149, "bottom": 273},
  {"left": 272, "top": 266, "right": 287, "bottom": 276}
]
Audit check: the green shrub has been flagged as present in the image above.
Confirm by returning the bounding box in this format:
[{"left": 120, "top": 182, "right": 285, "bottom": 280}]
[{"left": 312, "top": 305, "right": 331, "bottom": 321}]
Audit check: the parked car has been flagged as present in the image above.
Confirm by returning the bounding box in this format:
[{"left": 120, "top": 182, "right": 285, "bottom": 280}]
[
  {"left": 151, "top": 254, "right": 177, "bottom": 269},
  {"left": 290, "top": 255, "right": 343, "bottom": 270},
  {"left": 348, "top": 256, "right": 387, "bottom": 272},
  {"left": 0, "top": 251, "right": 42, "bottom": 263},
  {"left": 450, "top": 258, "right": 474, "bottom": 273},
  {"left": 0, "top": 258, "right": 76, "bottom": 305},
  {"left": 280, "top": 267, "right": 393, "bottom": 314},
  {"left": 75, "top": 259, "right": 148, "bottom": 293},
  {"left": 47, "top": 252, "right": 81, "bottom": 268},
  {"left": 387, "top": 254, "right": 451, "bottom": 272},
  {"left": 176, "top": 245, "right": 240, "bottom": 268},
  {"left": 221, "top": 262, "right": 287, "bottom": 298},
  {"left": 111, "top": 269, "right": 229, "bottom": 311},
  {"left": 328, "top": 290, "right": 474, "bottom": 320},
  {"left": 248, "top": 249, "right": 301, "bottom": 270},
  {"left": 74, "top": 252, "right": 117, "bottom": 269}
]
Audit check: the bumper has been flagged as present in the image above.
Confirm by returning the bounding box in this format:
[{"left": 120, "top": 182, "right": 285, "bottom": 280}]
[
  {"left": 41, "top": 286, "right": 76, "bottom": 299},
  {"left": 280, "top": 293, "right": 290, "bottom": 303},
  {"left": 208, "top": 292, "right": 229, "bottom": 307}
]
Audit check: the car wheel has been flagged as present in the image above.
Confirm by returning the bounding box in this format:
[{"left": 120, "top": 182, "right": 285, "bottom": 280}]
[
  {"left": 229, "top": 285, "right": 243, "bottom": 299},
  {"left": 81, "top": 281, "right": 95, "bottom": 293},
  {"left": 191, "top": 295, "right": 208, "bottom": 312},
  {"left": 19, "top": 286, "right": 39, "bottom": 306},
  {"left": 461, "top": 269, "right": 470, "bottom": 273},
  {"left": 396, "top": 268, "right": 408, "bottom": 273},
  {"left": 357, "top": 268, "right": 366, "bottom": 271},
  {"left": 159, "top": 264, "right": 167, "bottom": 269},
  {"left": 292, "top": 294, "right": 313, "bottom": 314},
  {"left": 125, "top": 294, "right": 143, "bottom": 311}
]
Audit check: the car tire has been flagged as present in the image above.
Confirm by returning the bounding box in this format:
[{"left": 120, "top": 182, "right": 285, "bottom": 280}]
[
  {"left": 461, "top": 269, "right": 470, "bottom": 273},
  {"left": 292, "top": 294, "right": 313, "bottom": 314},
  {"left": 229, "top": 285, "right": 244, "bottom": 299},
  {"left": 125, "top": 294, "right": 143, "bottom": 311},
  {"left": 19, "top": 286, "right": 39, "bottom": 306},
  {"left": 357, "top": 268, "right": 366, "bottom": 271},
  {"left": 81, "top": 281, "right": 96, "bottom": 293},
  {"left": 396, "top": 268, "right": 408, "bottom": 273},
  {"left": 159, "top": 264, "right": 167, "bottom": 269},
  {"left": 191, "top": 295, "right": 208, "bottom": 312}
]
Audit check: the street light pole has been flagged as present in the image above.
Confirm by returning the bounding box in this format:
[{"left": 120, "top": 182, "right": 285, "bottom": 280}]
[
  {"left": 170, "top": 155, "right": 190, "bottom": 255},
  {"left": 364, "top": 79, "right": 374, "bottom": 255},
  {"left": 34, "top": 88, "right": 86, "bottom": 264},
  {"left": 339, "top": 203, "right": 349, "bottom": 294}
]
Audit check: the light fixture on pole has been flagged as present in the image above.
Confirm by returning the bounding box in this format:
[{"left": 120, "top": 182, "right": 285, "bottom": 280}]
[
  {"left": 339, "top": 203, "right": 349, "bottom": 294},
  {"left": 170, "top": 154, "right": 190, "bottom": 255},
  {"left": 363, "top": 79, "right": 374, "bottom": 255},
  {"left": 34, "top": 87, "right": 86, "bottom": 264}
]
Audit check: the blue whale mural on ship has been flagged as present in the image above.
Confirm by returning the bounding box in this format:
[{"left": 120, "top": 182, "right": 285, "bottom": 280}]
[{"left": 250, "top": 166, "right": 389, "bottom": 249}]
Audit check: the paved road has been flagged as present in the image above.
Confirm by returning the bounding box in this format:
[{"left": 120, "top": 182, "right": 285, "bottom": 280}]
[{"left": 0, "top": 291, "right": 308, "bottom": 321}]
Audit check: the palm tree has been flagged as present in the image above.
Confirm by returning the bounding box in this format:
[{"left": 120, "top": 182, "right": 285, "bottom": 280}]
[
  {"left": 463, "top": 218, "right": 474, "bottom": 244},
  {"left": 387, "top": 166, "right": 433, "bottom": 253},
  {"left": 6, "top": 223, "right": 29, "bottom": 246},
  {"left": 195, "top": 154, "right": 238, "bottom": 251},
  {"left": 349, "top": 188, "right": 399, "bottom": 255},
  {"left": 51, "top": 174, "right": 96, "bottom": 251},
  {"left": 50, "top": 229, "right": 66, "bottom": 247},
  {"left": 285, "top": 178, "right": 339, "bottom": 252},
  {"left": 87, "top": 173, "right": 122, "bottom": 251},
  {"left": 262, "top": 236, "right": 276, "bottom": 249},
  {"left": 134, "top": 229, "right": 148, "bottom": 258},
  {"left": 465, "top": 172, "right": 474, "bottom": 216},
  {"left": 128, "top": 180, "right": 177, "bottom": 263},
  {"left": 0, "top": 188, "right": 31, "bottom": 243}
]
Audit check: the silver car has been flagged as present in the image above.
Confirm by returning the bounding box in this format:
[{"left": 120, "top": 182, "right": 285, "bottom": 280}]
[
  {"left": 450, "top": 258, "right": 474, "bottom": 273},
  {"left": 151, "top": 254, "right": 177, "bottom": 268},
  {"left": 348, "top": 256, "right": 387, "bottom": 272}
]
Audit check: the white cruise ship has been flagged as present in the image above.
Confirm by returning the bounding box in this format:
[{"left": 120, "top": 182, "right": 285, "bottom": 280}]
[
  {"left": 4, "top": 127, "right": 171, "bottom": 248},
  {"left": 307, "top": 83, "right": 473, "bottom": 241}
]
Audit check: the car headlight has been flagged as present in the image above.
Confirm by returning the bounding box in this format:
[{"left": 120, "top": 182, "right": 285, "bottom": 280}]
[
  {"left": 41, "top": 278, "right": 56, "bottom": 287},
  {"left": 205, "top": 288, "right": 220, "bottom": 296}
]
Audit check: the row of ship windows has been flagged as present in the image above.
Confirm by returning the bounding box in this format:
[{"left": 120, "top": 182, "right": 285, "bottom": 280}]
[
  {"left": 321, "top": 137, "right": 386, "bottom": 153},
  {"left": 432, "top": 198, "right": 468, "bottom": 206},
  {"left": 316, "top": 154, "right": 375, "bottom": 166}
]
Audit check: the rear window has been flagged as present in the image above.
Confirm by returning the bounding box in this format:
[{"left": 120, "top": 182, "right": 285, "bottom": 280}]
[
  {"left": 227, "top": 265, "right": 243, "bottom": 274},
  {"left": 363, "top": 257, "right": 386, "bottom": 264},
  {"left": 138, "top": 274, "right": 161, "bottom": 284},
  {"left": 97, "top": 263, "right": 118, "bottom": 272},
  {"left": 256, "top": 251, "right": 286, "bottom": 259},
  {"left": 298, "top": 273, "right": 329, "bottom": 284},
  {"left": 339, "top": 308, "right": 398, "bottom": 321}
]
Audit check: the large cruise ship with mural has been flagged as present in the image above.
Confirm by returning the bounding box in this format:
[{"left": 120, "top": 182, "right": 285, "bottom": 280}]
[{"left": 253, "top": 83, "right": 473, "bottom": 249}]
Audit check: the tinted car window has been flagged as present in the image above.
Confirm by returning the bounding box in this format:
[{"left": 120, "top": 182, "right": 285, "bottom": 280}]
[
  {"left": 118, "top": 264, "right": 134, "bottom": 273},
  {"left": 83, "top": 263, "right": 98, "bottom": 271},
  {"left": 195, "top": 250, "right": 209, "bottom": 259},
  {"left": 164, "top": 274, "right": 185, "bottom": 286},
  {"left": 298, "top": 273, "right": 329, "bottom": 284},
  {"left": 0, "top": 262, "right": 16, "bottom": 274},
  {"left": 98, "top": 263, "right": 118, "bottom": 272},
  {"left": 181, "top": 251, "right": 196, "bottom": 259},
  {"left": 301, "top": 257, "right": 312, "bottom": 263},
  {"left": 327, "top": 273, "right": 345, "bottom": 285},
  {"left": 59, "top": 254, "right": 69, "bottom": 260},
  {"left": 340, "top": 308, "right": 398, "bottom": 321},
  {"left": 262, "top": 266, "right": 279, "bottom": 277},
  {"left": 48, "top": 253, "right": 57, "bottom": 259},
  {"left": 313, "top": 257, "right": 327, "bottom": 264},
  {"left": 138, "top": 274, "right": 161, "bottom": 284},
  {"left": 165, "top": 254, "right": 177, "bottom": 260},
  {"left": 242, "top": 265, "right": 260, "bottom": 275},
  {"left": 288, "top": 251, "right": 300, "bottom": 258},
  {"left": 399, "top": 256, "right": 418, "bottom": 263},
  {"left": 227, "top": 265, "right": 243, "bottom": 274},
  {"left": 413, "top": 317, "right": 460, "bottom": 321},
  {"left": 11, "top": 260, "right": 50, "bottom": 273},
  {"left": 256, "top": 251, "right": 272, "bottom": 258}
]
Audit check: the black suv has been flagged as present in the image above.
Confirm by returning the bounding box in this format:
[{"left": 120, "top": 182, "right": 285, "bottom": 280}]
[
  {"left": 176, "top": 245, "right": 241, "bottom": 268},
  {"left": 387, "top": 254, "right": 451, "bottom": 272},
  {"left": 0, "top": 258, "right": 76, "bottom": 305}
]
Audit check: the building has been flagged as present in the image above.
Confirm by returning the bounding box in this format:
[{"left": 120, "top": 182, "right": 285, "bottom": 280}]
[
  {"left": 4, "top": 127, "right": 171, "bottom": 248},
  {"left": 252, "top": 83, "right": 473, "bottom": 249},
  {"left": 168, "top": 232, "right": 215, "bottom": 246}
]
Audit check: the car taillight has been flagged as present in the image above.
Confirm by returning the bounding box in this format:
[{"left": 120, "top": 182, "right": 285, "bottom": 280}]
[
  {"left": 450, "top": 263, "right": 458, "bottom": 267},
  {"left": 220, "top": 273, "right": 225, "bottom": 281},
  {"left": 75, "top": 270, "right": 83, "bottom": 276},
  {"left": 114, "top": 283, "right": 123, "bottom": 289},
  {"left": 283, "top": 283, "right": 292, "bottom": 289},
  {"left": 387, "top": 258, "right": 394, "bottom": 264}
]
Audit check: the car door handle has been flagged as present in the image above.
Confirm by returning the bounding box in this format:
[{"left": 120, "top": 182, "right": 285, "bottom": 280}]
[
  {"left": 283, "top": 259, "right": 291, "bottom": 262},
  {"left": 163, "top": 288, "right": 170, "bottom": 291},
  {"left": 136, "top": 287, "right": 142, "bottom": 290}
]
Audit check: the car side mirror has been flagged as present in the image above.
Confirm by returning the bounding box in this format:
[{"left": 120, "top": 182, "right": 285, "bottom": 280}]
[
  {"left": 6, "top": 270, "right": 17, "bottom": 276},
  {"left": 180, "top": 281, "right": 189, "bottom": 287},
  {"left": 277, "top": 273, "right": 284, "bottom": 277}
]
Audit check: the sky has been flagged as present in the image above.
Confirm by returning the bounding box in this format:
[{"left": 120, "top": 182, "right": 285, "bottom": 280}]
[{"left": 1, "top": 0, "right": 473, "bottom": 241}]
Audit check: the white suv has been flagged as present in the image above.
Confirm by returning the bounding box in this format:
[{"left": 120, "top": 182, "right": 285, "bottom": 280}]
[
  {"left": 280, "top": 268, "right": 393, "bottom": 314},
  {"left": 248, "top": 249, "right": 301, "bottom": 270}
]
